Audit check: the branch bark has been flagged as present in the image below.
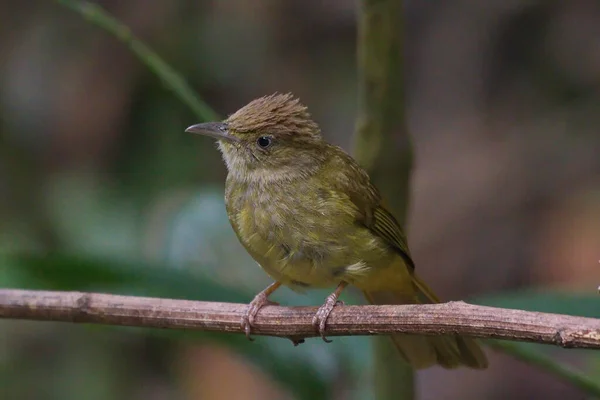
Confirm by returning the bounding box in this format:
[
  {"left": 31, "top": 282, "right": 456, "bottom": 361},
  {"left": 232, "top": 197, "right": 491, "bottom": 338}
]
[{"left": 1, "top": 289, "right": 599, "bottom": 348}]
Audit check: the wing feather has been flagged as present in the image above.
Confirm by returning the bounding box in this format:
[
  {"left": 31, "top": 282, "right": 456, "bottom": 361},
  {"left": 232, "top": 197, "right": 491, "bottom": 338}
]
[{"left": 327, "top": 148, "right": 415, "bottom": 270}]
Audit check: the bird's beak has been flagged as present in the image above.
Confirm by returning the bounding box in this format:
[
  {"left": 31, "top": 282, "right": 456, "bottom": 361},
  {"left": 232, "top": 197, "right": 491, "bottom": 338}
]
[{"left": 185, "top": 122, "right": 240, "bottom": 143}]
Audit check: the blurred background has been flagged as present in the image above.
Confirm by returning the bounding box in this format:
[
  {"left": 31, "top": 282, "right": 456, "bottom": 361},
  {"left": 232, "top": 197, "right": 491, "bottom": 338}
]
[{"left": 1, "top": 0, "right": 599, "bottom": 399}]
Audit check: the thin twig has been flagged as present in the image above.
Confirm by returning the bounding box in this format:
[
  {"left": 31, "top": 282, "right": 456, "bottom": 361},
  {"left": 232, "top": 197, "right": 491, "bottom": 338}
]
[
  {"left": 1, "top": 289, "right": 599, "bottom": 348},
  {"left": 55, "top": 0, "right": 219, "bottom": 122}
]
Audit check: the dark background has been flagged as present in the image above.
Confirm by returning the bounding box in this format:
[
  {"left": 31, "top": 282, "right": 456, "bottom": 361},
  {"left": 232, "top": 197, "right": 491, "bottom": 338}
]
[{"left": 1, "top": 1, "right": 599, "bottom": 399}]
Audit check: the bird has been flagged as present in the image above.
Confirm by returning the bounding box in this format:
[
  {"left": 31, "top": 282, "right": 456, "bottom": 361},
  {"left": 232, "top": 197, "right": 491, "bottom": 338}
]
[{"left": 185, "top": 93, "right": 488, "bottom": 369}]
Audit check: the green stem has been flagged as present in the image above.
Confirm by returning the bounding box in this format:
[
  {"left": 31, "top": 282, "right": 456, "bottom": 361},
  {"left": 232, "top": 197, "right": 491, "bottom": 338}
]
[
  {"left": 488, "top": 341, "right": 600, "bottom": 398},
  {"left": 355, "top": 1, "right": 414, "bottom": 399},
  {"left": 355, "top": 0, "right": 412, "bottom": 222},
  {"left": 55, "top": 0, "right": 219, "bottom": 122}
]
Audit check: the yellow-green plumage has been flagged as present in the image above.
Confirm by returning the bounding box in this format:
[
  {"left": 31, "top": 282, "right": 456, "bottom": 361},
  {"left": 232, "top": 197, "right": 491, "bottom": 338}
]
[
  {"left": 225, "top": 148, "right": 408, "bottom": 293},
  {"left": 187, "top": 93, "right": 488, "bottom": 370}
]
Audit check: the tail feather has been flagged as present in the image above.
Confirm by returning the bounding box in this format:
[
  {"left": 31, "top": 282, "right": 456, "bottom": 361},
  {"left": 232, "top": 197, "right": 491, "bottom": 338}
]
[
  {"left": 363, "top": 275, "right": 488, "bottom": 370},
  {"left": 412, "top": 274, "right": 441, "bottom": 303}
]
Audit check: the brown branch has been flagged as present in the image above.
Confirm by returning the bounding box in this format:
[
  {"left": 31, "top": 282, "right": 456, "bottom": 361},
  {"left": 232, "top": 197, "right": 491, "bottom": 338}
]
[{"left": 1, "top": 289, "right": 599, "bottom": 348}]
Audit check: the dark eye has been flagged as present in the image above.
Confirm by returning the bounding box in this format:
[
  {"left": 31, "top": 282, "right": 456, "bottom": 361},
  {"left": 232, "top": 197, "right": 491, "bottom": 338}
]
[{"left": 257, "top": 136, "right": 272, "bottom": 148}]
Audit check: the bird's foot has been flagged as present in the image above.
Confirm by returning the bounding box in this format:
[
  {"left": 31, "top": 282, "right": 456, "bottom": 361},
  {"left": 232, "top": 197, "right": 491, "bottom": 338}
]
[
  {"left": 241, "top": 293, "right": 279, "bottom": 340},
  {"left": 312, "top": 296, "right": 345, "bottom": 343}
]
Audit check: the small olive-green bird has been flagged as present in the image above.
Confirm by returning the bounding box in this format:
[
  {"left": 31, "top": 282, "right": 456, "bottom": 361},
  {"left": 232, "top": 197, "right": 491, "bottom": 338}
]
[{"left": 186, "top": 93, "right": 488, "bottom": 369}]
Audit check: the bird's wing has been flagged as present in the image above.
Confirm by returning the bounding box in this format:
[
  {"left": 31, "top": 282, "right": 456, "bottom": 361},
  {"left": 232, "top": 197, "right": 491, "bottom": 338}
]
[
  {"left": 370, "top": 205, "right": 414, "bottom": 267},
  {"left": 350, "top": 191, "right": 415, "bottom": 271},
  {"left": 328, "top": 149, "right": 415, "bottom": 270}
]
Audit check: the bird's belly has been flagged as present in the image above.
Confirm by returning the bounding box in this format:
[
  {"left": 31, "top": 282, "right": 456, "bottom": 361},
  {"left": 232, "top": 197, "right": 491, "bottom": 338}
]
[
  {"left": 243, "top": 232, "right": 347, "bottom": 290},
  {"left": 261, "top": 256, "right": 341, "bottom": 290},
  {"left": 259, "top": 248, "right": 412, "bottom": 294},
  {"left": 240, "top": 222, "right": 407, "bottom": 292},
  {"left": 230, "top": 189, "right": 411, "bottom": 293}
]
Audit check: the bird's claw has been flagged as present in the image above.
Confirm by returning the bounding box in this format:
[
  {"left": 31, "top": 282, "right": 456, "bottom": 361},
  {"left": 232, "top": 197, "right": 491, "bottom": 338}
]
[
  {"left": 312, "top": 298, "right": 345, "bottom": 343},
  {"left": 288, "top": 336, "right": 306, "bottom": 346},
  {"left": 241, "top": 293, "right": 279, "bottom": 340}
]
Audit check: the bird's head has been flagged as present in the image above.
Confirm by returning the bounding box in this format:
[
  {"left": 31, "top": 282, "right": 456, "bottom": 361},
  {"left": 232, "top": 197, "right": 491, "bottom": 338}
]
[{"left": 186, "top": 93, "right": 327, "bottom": 183}]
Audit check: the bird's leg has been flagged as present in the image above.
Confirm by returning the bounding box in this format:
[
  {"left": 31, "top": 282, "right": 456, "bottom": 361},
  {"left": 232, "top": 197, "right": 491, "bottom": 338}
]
[
  {"left": 242, "top": 281, "right": 282, "bottom": 340},
  {"left": 312, "top": 281, "right": 348, "bottom": 343}
]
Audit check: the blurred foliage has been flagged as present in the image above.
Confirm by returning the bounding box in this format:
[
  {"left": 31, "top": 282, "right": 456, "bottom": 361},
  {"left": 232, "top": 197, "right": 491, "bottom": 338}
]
[
  {"left": 1, "top": 252, "right": 365, "bottom": 400},
  {"left": 476, "top": 291, "right": 600, "bottom": 396},
  {"left": 476, "top": 290, "right": 600, "bottom": 318},
  {"left": 0, "top": 0, "right": 599, "bottom": 399},
  {"left": 2, "top": 251, "right": 599, "bottom": 398}
]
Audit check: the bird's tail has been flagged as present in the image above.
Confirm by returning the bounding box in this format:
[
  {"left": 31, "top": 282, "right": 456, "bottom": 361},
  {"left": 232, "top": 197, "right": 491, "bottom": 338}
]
[{"left": 363, "top": 274, "right": 488, "bottom": 370}]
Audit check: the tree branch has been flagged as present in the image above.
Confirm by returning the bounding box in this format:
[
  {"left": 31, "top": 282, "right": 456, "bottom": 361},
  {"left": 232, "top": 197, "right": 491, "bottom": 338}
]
[{"left": 1, "top": 289, "right": 599, "bottom": 348}]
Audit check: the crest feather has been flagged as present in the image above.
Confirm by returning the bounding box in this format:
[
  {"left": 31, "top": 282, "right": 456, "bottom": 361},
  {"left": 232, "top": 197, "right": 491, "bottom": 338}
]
[{"left": 226, "top": 93, "right": 320, "bottom": 138}]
